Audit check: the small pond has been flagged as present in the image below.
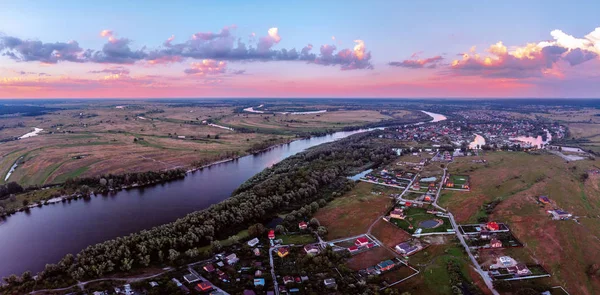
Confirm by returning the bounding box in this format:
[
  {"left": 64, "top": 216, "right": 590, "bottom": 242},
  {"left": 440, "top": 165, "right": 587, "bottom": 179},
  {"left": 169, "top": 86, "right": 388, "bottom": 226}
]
[{"left": 419, "top": 219, "right": 442, "bottom": 229}]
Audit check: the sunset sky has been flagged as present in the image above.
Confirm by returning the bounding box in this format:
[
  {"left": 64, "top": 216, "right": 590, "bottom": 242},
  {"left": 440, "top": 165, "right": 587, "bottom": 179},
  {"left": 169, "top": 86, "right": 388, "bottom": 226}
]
[{"left": 1, "top": 0, "right": 599, "bottom": 98}]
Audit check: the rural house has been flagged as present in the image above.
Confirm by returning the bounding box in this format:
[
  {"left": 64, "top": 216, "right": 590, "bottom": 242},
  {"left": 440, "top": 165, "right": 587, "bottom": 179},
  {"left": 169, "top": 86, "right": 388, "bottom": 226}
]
[
  {"left": 298, "top": 221, "right": 308, "bottom": 230},
  {"left": 304, "top": 244, "right": 320, "bottom": 255},
  {"left": 377, "top": 260, "right": 395, "bottom": 272},
  {"left": 390, "top": 208, "right": 405, "bottom": 219},
  {"left": 277, "top": 247, "right": 290, "bottom": 258},
  {"left": 355, "top": 237, "right": 369, "bottom": 247},
  {"left": 490, "top": 239, "right": 502, "bottom": 248},
  {"left": 247, "top": 237, "right": 260, "bottom": 247}
]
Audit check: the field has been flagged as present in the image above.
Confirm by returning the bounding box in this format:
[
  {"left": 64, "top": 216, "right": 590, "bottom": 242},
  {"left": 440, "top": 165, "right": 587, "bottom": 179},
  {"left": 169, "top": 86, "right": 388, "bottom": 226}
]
[
  {"left": 219, "top": 110, "right": 392, "bottom": 134},
  {"left": 346, "top": 247, "right": 395, "bottom": 271},
  {"left": 437, "top": 151, "right": 600, "bottom": 294},
  {"left": 370, "top": 218, "right": 411, "bottom": 248},
  {"left": 313, "top": 182, "right": 394, "bottom": 240},
  {"left": 401, "top": 242, "right": 488, "bottom": 295},
  {"left": 390, "top": 207, "right": 453, "bottom": 234},
  {"left": 0, "top": 101, "right": 419, "bottom": 187}
]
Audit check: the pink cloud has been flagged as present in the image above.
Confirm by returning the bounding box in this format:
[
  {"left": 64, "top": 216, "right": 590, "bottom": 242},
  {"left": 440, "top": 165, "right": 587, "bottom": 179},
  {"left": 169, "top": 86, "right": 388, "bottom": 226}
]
[{"left": 183, "top": 59, "right": 227, "bottom": 75}]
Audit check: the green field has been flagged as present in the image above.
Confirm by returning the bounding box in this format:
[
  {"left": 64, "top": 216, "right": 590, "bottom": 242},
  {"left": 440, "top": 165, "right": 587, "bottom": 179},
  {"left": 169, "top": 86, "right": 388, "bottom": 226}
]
[{"left": 390, "top": 207, "right": 453, "bottom": 234}]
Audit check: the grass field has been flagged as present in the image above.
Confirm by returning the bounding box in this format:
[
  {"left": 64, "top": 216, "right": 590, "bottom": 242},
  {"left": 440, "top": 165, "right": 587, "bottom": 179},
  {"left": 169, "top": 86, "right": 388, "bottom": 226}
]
[
  {"left": 437, "top": 151, "right": 600, "bottom": 294},
  {"left": 219, "top": 110, "right": 392, "bottom": 134},
  {"left": 389, "top": 207, "right": 453, "bottom": 234},
  {"left": 401, "top": 242, "right": 487, "bottom": 295},
  {"left": 313, "top": 182, "right": 394, "bottom": 240},
  {"left": 279, "top": 234, "right": 315, "bottom": 245},
  {"left": 0, "top": 102, "right": 297, "bottom": 186}
]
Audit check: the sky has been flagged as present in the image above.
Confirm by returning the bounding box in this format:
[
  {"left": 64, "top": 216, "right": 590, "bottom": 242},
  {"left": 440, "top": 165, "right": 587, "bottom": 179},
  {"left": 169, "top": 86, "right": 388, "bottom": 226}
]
[{"left": 1, "top": 0, "right": 600, "bottom": 99}]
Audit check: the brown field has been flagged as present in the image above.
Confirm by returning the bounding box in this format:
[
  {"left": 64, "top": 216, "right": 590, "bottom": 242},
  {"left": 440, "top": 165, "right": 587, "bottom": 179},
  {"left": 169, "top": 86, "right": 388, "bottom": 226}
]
[
  {"left": 314, "top": 182, "right": 394, "bottom": 240},
  {"left": 346, "top": 247, "right": 395, "bottom": 271},
  {"left": 438, "top": 151, "right": 600, "bottom": 295},
  {"left": 566, "top": 122, "right": 600, "bottom": 139},
  {"left": 535, "top": 108, "right": 600, "bottom": 123},
  {"left": 220, "top": 110, "right": 391, "bottom": 133},
  {"left": 0, "top": 101, "right": 296, "bottom": 186},
  {"left": 379, "top": 265, "right": 417, "bottom": 285},
  {"left": 370, "top": 219, "right": 411, "bottom": 248}
]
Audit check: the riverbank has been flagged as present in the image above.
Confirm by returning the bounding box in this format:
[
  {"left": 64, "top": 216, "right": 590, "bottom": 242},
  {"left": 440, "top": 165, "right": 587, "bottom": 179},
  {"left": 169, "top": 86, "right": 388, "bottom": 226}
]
[{"left": 0, "top": 112, "right": 448, "bottom": 279}]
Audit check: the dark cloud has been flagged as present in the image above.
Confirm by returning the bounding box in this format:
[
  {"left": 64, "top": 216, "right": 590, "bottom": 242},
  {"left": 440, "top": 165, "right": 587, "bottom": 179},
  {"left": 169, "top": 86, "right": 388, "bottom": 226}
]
[
  {"left": 85, "top": 38, "right": 147, "bottom": 64},
  {"left": 0, "top": 36, "right": 85, "bottom": 63},
  {"left": 563, "top": 48, "right": 598, "bottom": 66},
  {"left": 389, "top": 55, "right": 444, "bottom": 69},
  {"left": 0, "top": 27, "right": 374, "bottom": 70}
]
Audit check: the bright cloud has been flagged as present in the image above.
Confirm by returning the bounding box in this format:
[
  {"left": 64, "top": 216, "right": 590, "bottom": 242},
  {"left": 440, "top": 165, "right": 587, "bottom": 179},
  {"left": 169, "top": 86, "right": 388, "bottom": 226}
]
[
  {"left": 449, "top": 27, "right": 600, "bottom": 78},
  {"left": 184, "top": 59, "right": 227, "bottom": 75}
]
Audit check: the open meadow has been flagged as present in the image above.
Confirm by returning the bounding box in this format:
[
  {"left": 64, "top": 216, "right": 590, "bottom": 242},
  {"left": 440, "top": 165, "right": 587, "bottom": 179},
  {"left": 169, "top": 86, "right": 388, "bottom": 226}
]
[
  {"left": 0, "top": 101, "right": 418, "bottom": 186},
  {"left": 313, "top": 182, "right": 395, "bottom": 240},
  {"left": 438, "top": 151, "right": 600, "bottom": 294}
]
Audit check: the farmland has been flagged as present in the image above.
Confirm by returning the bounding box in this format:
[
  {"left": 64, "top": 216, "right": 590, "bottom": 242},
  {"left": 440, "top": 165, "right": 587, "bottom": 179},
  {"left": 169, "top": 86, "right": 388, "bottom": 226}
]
[
  {"left": 313, "top": 182, "right": 394, "bottom": 239},
  {"left": 0, "top": 101, "right": 415, "bottom": 187}
]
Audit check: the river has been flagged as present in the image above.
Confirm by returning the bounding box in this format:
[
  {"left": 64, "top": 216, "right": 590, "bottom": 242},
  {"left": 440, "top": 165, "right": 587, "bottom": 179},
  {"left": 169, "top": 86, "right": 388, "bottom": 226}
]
[
  {"left": 510, "top": 129, "right": 552, "bottom": 149},
  {"left": 0, "top": 111, "right": 446, "bottom": 278},
  {"left": 469, "top": 134, "right": 486, "bottom": 149}
]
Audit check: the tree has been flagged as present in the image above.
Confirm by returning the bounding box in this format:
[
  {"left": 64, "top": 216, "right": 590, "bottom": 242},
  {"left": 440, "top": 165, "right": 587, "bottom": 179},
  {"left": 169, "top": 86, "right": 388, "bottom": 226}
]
[
  {"left": 168, "top": 249, "right": 180, "bottom": 262},
  {"left": 22, "top": 199, "right": 29, "bottom": 207},
  {"left": 317, "top": 226, "right": 328, "bottom": 236},
  {"left": 228, "top": 235, "right": 240, "bottom": 245},
  {"left": 185, "top": 248, "right": 199, "bottom": 258},
  {"left": 275, "top": 224, "right": 286, "bottom": 234},
  {"left": 211, "top": 241, "right": 222, "bottom": 252},
  {"left": 20, "top": 271, "right": 32, "bottom": 282},
  {"left": 309, "top": 217, "right": 320, "bottom": 227},
  {"left": 248, "top": 223, "right": 266, "bottom": 237}
]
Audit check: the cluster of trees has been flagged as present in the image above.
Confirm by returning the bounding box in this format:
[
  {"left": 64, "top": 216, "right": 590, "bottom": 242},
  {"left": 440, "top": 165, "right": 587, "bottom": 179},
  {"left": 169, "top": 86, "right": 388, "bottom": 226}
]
[
  {"left": 446, "top": 260, "right": 483, "bottom": 295},
  {"left": 1, "top": 131, "right": 398, "bottom": 293},
  {"left": 63, "top": 169, "right": 187, "bottom": 194},
  {"left": 0, "top": 182, "right": 23, "bottom": 199}
]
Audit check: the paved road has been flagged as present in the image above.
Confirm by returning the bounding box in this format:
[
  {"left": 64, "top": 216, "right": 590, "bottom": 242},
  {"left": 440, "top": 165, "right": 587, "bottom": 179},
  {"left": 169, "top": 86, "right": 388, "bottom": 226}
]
[
  {"left": 432, "top": 165, "right": 448, "bottom": 211},
  {"left": 29, "top": 268, "right": 174, "bottom": 294},
  {"left": 28, "top": 258, "right": 216, "bottom": 294},
  {"left": 269, "top": 245, "right": 285, "bottom": 295},
  {"left": 448, "top": 212, "right": 499, "bottom": 295}
]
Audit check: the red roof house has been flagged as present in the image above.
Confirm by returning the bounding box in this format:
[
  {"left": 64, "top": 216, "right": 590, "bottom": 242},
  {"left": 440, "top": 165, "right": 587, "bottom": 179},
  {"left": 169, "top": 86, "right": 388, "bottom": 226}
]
[
  {"left": 348, "top": 246, "right": 359, "bottom": 253},
  {"left": 298, "top": 221, "right": 308, "bottom": 230},
  {"left": 268, "top": 230, "right": 275, "bottom": 240},
  {"left": 486, "top": 222, "right": 500, "bottom": 231},
  {"left": 355, "top": 237, "right": 369, "bottom": 247},
  {"left": 196, "top": 282, "right": 213, "bottom": 292},
  {"left": 490, "top": 239, "right": 502, "bottom": 248}
]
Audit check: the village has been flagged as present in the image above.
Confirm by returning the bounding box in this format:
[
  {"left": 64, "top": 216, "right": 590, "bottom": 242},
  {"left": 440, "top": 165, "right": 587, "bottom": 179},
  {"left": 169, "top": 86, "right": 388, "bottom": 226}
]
[{"left": 84, "top": 143, "right": 580, "bottom": 295}]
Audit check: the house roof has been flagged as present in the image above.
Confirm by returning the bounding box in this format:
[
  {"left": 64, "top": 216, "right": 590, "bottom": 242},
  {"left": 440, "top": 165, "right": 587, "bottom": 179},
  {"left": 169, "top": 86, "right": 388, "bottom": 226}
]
[
  {"left": 378, "top": 260, "right": 395, "bottom": 268},
  {"left": 356, "top": 237, "right": 369, "bottom": 244},
  {"left": 277, "top": 247, "right": 289, "bottom": 255},
  {"left": 196, "top": 282, "right": 212, "bottom": 291}
]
